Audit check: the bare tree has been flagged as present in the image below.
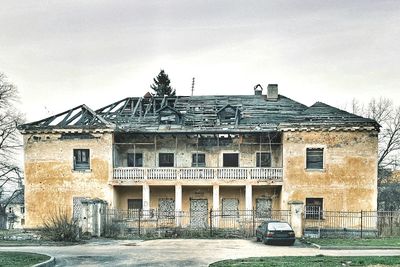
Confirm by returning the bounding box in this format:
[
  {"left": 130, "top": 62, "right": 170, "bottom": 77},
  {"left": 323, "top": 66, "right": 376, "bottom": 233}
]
[
  {"left": 351, "top": 97, "right": 400, "bottom": 184},
  {"left": 0, "top": 73, "right": 24, "bottom": 229}
]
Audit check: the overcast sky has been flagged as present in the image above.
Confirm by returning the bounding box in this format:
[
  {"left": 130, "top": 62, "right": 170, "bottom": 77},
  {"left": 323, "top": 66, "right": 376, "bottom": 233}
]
[{"left": 1, "top": 0, "right": 399, "bottom": 122}]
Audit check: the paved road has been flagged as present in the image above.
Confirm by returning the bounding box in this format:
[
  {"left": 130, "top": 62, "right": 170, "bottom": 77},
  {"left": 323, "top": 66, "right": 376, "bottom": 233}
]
[{"left": 1, "top": 239, "right": 400, "bottom": 266}]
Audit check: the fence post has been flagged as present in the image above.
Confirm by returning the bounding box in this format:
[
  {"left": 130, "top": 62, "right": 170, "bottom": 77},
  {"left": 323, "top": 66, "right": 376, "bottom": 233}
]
[
  {"left": 138, "top": 208, "right": 142, "bottom": 237},
  {"left": 360, "top": 210, "right": 363, "bottom": 239},
  {"left": 252, "top": 208, "right": 255, "bottom": 237},
  {"left": 210, "top": 208, "right": 213, "bottom": 237},
  {"left": 390, "top": 211, "right": 393, "bottom": 236}
]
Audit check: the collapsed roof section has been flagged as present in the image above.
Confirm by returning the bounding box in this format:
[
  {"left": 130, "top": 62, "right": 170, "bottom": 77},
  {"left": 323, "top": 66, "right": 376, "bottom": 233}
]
[
  {"left": 19, "top": 94, "right": 380, "bottom": 133},
  {"left": 18, "top": 104, "right": 115, "bottom": 132}
]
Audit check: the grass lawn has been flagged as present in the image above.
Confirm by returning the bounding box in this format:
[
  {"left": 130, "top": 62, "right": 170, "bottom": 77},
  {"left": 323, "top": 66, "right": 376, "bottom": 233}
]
[
  {"left": 307, "top": 237, "right": 400, "bottom": 247},
  {"left": 0, "top": 251, "right": 50, "bottom": 267},
  {"left": 210, "top": 255, "right": 400, "bottom": 267}
]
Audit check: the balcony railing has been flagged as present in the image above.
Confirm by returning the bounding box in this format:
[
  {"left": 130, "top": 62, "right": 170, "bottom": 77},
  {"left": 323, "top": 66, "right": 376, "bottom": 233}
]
[{"left": 113, "top": 167, "right": 283, "bottom": 181}]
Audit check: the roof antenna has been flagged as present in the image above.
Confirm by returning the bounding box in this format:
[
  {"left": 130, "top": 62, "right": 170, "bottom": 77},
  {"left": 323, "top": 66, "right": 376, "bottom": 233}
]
[{"left": 191, "top": 77, "right": 195, "bottom": 96}]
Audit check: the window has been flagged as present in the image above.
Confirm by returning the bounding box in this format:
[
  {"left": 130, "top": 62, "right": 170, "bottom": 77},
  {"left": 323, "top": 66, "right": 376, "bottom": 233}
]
[
  {"left": 222, "top": 198, "right": 239, "bottom": 217},
  {"left": 223, "top": 153, "right": 239, "bottom": 167},
  {"left": 306, "top": 148, "right": 324, "bottom": 170},
  {"left": 159, "top": 198, "right": 175, "bottom": 218},
  {"left": 256, "top": 152, "right": 271, "bottom": 167},
  {"left": 159, "top": 153, "right": 174, "bottom": 167},
  {"left": 192, "top": 153, "right": 206, "bottom": 167},
  {"left": 20, "top": 206, "right": 25, "bottom": 214},
  {"left": 128, "top": 199, "right": 143, "bottom": 210},
  {"left": 256, "top": 198, "right": 272, "bottom": 218},
  {"left": 305, "top": 198, "right": 323, "bottom": 219},
  {"left": 127, "top": 153, "right": 143, "bottom": 167},
  {"left": 73, "top": 149, "right": 90, "bottom": 170}
]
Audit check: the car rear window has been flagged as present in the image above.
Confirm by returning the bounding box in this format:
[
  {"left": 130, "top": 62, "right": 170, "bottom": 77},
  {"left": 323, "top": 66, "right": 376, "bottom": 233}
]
[{"left": 267, "top": 222, "right": 292, "bottom": 231}]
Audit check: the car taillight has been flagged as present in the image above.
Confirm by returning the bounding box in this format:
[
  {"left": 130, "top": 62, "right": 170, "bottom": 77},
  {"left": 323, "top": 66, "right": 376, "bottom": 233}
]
[
  {"left": 288, "top": 231, "right": 295, "bottom": 237},
  {"left": 265, "top": 232, "right": 273, "bottom": 237}
]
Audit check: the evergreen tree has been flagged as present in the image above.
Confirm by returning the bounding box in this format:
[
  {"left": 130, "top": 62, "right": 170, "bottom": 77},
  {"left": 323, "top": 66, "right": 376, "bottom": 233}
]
[{"left": 150, "top": 69, "right": 176, "bottom": 96}]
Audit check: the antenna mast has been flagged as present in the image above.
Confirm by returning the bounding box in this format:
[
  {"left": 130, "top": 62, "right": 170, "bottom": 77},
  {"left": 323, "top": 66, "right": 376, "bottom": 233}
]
[{"left": 191, "top": 77, "right": 195, "bottom": 96}]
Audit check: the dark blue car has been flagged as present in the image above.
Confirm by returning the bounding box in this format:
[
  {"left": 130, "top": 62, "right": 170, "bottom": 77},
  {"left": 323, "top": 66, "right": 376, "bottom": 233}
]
[{"left": 256, "top": 221, "right": 295, "bottom": 245}]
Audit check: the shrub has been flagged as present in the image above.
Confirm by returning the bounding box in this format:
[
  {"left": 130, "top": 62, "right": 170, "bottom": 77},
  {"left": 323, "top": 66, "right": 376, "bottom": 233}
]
[{"left": 42, "top": 210, "right": 80, "bottom": 242}]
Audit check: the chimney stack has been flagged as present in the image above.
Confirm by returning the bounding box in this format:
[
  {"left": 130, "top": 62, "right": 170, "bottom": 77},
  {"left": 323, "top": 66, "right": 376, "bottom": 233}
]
[
  {"left": 254, "top": 84, "right": 263, "bottom": 95},
  {"left": 267, "top": 84, "right": 278, "bottom": 101}
]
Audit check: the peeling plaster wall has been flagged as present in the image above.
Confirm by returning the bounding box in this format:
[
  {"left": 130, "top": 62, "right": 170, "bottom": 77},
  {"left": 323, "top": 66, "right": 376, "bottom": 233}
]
[
  {"left": 23, "top": 132, "right": 113, "bottom": 228},
  {"left": 281, "top": 131, "right": 378, "bottom": 211},
  {"left": 114, "top": 135, "right": 282, "bottom": 168}
]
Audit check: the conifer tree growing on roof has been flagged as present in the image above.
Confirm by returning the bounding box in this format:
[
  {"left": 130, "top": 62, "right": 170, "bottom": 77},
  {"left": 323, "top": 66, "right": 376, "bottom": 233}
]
[{"left": 150, "top": 69, "right": 176, "bottom": 96}]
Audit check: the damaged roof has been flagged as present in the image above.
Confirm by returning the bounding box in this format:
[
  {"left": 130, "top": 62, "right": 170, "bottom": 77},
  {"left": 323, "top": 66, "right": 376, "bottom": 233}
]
[{"left": 18, "top": 94, "right": 379, "bottom": 133}]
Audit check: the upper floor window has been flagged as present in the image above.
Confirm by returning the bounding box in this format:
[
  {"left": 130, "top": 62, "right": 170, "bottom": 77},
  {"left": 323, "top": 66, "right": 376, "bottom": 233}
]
[
  {"left": 223, "top": 153, "right": 239, "bottom": 167},
  {"left": 73, "top": 149, "right": 90, "bottom": 170},
  {"left": 306, "top": 148, "right": 324, "bottom": 170},
  {"left": 192, "top": 153, "right": 206, "bottom": 167},
  {"left": 159, "top": 153, "right": 174, "bottom": 167},
  {"left": 128, "top": 153, "right": 143, "bottom": 167},
  {"left": 256, "top": 152, "right": 271, "bottom": 167}
]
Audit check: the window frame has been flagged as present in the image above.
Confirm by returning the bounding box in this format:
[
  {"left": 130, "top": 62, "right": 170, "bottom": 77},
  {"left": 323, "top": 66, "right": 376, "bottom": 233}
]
[
  {"left": 127, "top": 153, "right": 143, "bottom": 167},
  {"left": 306, "top": 147, "right": 324, "bottom": 170},
  {"left": 159, "top": 153, "right": 175, "bottom": 167},
  {"left": 305, "top": 197, "right": 324, "bottom": 220},
  {"left": 256, "top": 152, "right": 272, "bottom": 168},
  {"left": 192, "top": 153, "right": 206, "bottom": 167},
  {"left": 73, "top": 149, "right": 90, "bottom": 171},
  {"left": 222, "top": 153, "right": 239, "bottom": 167}
]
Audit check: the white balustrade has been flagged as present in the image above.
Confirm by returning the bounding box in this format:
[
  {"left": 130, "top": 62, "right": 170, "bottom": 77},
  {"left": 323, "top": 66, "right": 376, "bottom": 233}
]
[
  {"left": 113, "top": 167, "right": 283, "bottom": 181},
  {"left": 180, "top": 168, "right": 214, "bottom": 179}
]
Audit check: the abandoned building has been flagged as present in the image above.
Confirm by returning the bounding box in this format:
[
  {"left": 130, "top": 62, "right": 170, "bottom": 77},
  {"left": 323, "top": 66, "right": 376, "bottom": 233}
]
[{"left": 19, "top": 84, "right": 380, "bottom": 228}]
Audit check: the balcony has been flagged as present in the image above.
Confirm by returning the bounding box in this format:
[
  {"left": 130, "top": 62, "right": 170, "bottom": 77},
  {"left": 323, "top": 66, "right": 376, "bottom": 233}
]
[{"left": 113, "top": 167, "right": 283, "bottom": 182}]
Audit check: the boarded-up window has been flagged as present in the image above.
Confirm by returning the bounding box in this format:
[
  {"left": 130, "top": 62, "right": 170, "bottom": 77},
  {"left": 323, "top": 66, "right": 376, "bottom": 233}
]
[
  {"left": 223, "top": 153, "right": 239, "bottom": 167},
  {"left": 127, "top": 153, "right": 143, "bottom": 167},
  {"left": 222, "top": 198, "right": 239, "bottom": 217},
  {"left": 73, "top": 149, "right": 90, "bottom": 170},
  {"left": 305, "top": 198, "right": 323, "bottom": 219},
  {"left": 159, "top": 153, "right": 174, "bottom": 167},
  {"left": 256, "top": 198, "right": 272, "bottom": 218},
  {"left": 256, "top": 152, "right": 271, "bottom": 167},
  {"left": 192, "top": 153, "right": 206, "bottom": 167},
  {"left": 159, "top": 198, "right": 175, "bottom": 218},
  {"left": 306, "top": 148, "right": 324, "bottom": 169}
]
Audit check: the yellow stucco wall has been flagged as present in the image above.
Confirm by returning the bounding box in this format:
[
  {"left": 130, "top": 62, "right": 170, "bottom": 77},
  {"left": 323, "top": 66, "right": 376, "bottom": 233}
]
[
  {"left": 23, "top": 132, "right": 113, "bottom": 227},
  {"left": 281, "top": 130, "right": 378, "bottom": 211}
]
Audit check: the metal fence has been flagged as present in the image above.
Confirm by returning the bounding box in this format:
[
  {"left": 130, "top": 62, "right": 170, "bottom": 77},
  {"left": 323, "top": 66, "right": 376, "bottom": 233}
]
[
  {"left": 104, "top": 209, "right": 290, "bottom": 238},
  {"left": 304, "top": 207, "right": 400, "bottom": 238}
]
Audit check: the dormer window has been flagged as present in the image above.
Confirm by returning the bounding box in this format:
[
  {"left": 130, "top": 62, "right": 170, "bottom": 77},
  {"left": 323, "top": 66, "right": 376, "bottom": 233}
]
[
  {"left": 217, "top": 105, "right": 240, "bottom": 125},
  {"left": 157, "top": 106, "right": 181, "bottom": 125}
]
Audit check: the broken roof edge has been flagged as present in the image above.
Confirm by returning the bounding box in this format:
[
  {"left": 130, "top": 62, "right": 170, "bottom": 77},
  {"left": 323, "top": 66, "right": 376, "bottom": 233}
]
[{"left": 18, "top": 104, "right": 116, "bottom": 132}]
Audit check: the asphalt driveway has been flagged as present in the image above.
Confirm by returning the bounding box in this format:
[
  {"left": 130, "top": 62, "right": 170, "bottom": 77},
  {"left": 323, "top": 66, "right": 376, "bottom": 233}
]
[{"left": 1, "top": 239, "right": 400, "bottom": 267}]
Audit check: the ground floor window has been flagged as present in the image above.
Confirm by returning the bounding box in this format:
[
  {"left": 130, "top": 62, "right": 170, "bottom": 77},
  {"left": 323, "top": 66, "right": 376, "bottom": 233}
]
[
  {"left": 222, "top": 198, "right": 239, "bottom": 217},
  {"left": 256, "top": 198, "right": 272, "bottom": 218},
  {"left": 305, "top": 198, "right": 323, "bottom": 219}
]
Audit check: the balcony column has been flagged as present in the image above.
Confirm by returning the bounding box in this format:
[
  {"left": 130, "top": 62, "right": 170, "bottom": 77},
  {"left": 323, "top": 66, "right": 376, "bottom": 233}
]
[
  {"left": 142, "top": 184, "right": 150, "bottom": 211},
  {"left": 245, "top": 184, "right": 253, "bottom": 211},
  {"left": 213, "top": 184, "right": 220, "bottom": 227},
  {"left": 175, "top": 184, "right": 182, "bottom": 226}
]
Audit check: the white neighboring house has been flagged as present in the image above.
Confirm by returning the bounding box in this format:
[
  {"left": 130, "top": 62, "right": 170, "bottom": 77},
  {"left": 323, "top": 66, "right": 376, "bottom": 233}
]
[{"left": 6, "top": 191, "right": 25, "bottom": 229}]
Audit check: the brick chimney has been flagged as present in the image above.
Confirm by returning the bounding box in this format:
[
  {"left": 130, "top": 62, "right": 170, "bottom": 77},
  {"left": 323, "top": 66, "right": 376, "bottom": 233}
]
[{"left": 267, "top": 84, "right": 278, "bottom": 101}]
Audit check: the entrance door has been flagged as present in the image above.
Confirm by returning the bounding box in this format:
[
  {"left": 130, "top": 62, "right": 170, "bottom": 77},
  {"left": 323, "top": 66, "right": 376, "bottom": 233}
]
[{"left": 190, "top": 199, "right": 208, "bottom": 228}]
